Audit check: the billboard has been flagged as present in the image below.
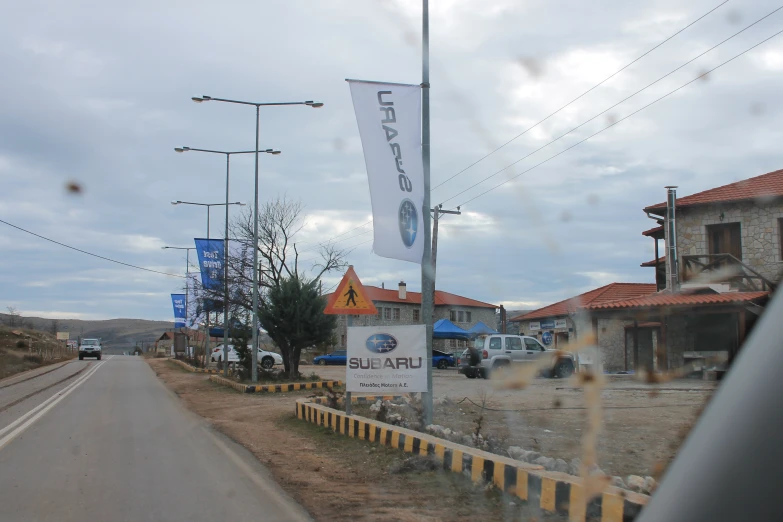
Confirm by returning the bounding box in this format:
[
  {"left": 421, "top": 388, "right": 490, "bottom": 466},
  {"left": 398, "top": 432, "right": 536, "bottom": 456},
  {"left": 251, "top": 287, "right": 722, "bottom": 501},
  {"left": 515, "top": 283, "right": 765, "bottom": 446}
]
[{"left": 346, "top": 325, "right": 426, "bottom": 392}]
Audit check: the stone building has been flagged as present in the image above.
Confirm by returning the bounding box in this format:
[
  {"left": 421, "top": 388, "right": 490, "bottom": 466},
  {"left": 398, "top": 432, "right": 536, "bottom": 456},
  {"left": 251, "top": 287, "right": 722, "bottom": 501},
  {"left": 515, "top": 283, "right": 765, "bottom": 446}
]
[
  {"left": 325, "top": 282, "right": 497, "bottom": 351},
  {"left": 642, "top": 168, "right": 783, "bottom": 288},
  {"left": 591, "top": 169, "right": 780, "bottom": 372},
  {"left": 509, "top": 283, "right": 657, "bottom": 372}
]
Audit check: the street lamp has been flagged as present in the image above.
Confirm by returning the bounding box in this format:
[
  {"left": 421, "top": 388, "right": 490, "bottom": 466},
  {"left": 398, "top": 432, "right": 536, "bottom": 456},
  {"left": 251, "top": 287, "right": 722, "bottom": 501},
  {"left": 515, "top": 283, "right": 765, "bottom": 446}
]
[
  {"left": 161, "top": 246, "right": 195, "bottom": 334},
  {"left": 175, "top": 146, "right": 280, "bottom": 376},
  {"left": 192, "top": 94, "right": 323, "bottom": 382},
  {"left": 171, "top": 200, "right": 245, "bottom": 366},
  {"left": 170, "top": 200, "right": 245, "bottom": 239}
]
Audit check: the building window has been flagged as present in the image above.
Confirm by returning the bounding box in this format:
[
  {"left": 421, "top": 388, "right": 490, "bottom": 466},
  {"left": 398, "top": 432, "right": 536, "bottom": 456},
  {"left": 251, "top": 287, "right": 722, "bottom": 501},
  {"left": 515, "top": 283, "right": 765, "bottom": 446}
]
[
  {"left": 449, "top": 339, "right": 456, "bottom": 348},
  {"left": 458, "top": 311, "right": 465, "bottom": 323},
  {"left": 465, "top": 311, "right": 472, "bottom": 323},
  {"left": 450, "top": 310, "right": 457, "bottom": 322},
  {"left": 779, "top": 218, "right": 783, "bottom": 260},
  {"left": 413, "top": 309, "right": 420, "bottom": 321},
  {"left": 377, "top": 307, "right": 383, "bottom": 320},
  {"left": 393, "top": 308, "right": 400, "bottom": 321},
  {"left": 384, "top": 308, "right": 392, "bottom": 320}
]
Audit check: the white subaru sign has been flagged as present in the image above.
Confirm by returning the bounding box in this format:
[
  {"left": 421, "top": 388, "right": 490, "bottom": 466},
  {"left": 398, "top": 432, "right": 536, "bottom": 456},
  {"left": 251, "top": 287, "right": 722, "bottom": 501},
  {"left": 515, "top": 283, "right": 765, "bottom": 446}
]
[
  {"left": 346, "top": 325, "right": 426, "bottom": 392},
  {"left": 347, "top": 79, "right": 424, "bottom": 264}
]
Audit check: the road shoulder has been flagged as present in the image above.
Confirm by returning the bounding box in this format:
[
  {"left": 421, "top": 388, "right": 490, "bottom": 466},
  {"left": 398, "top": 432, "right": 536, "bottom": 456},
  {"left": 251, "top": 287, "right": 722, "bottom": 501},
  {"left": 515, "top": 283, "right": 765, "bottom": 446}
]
[{"left": 148, "top": 358, "right": 559, "bottom": 522}]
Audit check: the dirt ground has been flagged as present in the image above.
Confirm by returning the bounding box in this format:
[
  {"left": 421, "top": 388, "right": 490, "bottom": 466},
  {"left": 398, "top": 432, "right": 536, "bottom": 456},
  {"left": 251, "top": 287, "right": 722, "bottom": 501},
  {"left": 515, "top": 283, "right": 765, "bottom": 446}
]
[
  {"left": 314, "top": 365, "right": 715, "bottom": 479},
  {"left": 150, "top": 359, "right": 569, "bottom": 522},
  {"left": 0, "top": 327, "right": 76, "bottom": 380}
]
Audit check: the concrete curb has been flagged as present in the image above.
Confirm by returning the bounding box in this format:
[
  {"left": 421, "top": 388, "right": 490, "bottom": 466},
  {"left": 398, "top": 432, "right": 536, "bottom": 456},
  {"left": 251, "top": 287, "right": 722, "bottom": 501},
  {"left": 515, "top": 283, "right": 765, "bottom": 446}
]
[
  {"left": 168, "top": 358, "right": 220, "bottom": 374},
  {"left": 295, "top": 397, "right": 648, "bottom": 521},
  {"left": 209, "top": 374, "right": 342, "bottom": 393}
]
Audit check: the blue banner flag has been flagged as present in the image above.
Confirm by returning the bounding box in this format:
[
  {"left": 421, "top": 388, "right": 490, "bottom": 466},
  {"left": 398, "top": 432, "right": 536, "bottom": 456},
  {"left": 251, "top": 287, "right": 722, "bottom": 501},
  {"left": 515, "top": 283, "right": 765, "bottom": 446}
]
[
  {"left": 171, "top": 294, "right": 186, "bottom": 328},
  {"left": 194, "top": 238, "right": 225, "bottom": 290}
]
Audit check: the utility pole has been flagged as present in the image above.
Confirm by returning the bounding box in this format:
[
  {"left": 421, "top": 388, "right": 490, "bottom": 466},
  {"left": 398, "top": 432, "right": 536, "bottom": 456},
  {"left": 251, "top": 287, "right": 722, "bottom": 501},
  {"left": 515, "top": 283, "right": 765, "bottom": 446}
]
[{"left": 430, "top": 204, "right": 461, "bottom": 308}]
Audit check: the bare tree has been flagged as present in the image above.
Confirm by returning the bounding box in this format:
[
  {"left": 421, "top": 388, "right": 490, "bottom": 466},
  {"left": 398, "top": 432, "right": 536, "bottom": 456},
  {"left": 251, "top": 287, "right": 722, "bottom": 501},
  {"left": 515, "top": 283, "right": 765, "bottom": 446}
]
[
  {"left": 193, "top": 196, "right": 348, "bottom": 341},
  {"left": 49, "top": 319, "right": 61, "bottom": 336},
  {"left": 6, "top": 306, "right": 21, "bottom": 327}
]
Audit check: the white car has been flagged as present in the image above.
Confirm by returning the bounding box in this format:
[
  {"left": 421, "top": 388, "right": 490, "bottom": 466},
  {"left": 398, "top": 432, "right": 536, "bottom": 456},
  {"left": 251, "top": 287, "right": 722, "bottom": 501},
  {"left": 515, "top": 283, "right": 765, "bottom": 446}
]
[
  {"left": 211, "top": 344, "right": 283, "bottom": 369},
  {"left": 78, "top": 338, "right": 102, "bottom": 360}
]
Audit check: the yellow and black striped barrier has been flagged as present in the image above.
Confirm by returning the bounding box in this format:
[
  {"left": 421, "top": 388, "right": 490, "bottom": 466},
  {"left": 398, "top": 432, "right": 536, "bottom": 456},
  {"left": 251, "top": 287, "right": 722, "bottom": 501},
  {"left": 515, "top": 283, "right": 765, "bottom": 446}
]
[
  {"left": 295, "top": 397, "right": 648, "bottom": 521},
  {"left": 209, "top": 374, "right": 342, "bottom": 393},
  {"left": 169, "top": 358, "right": 220, "bottom": 374}
]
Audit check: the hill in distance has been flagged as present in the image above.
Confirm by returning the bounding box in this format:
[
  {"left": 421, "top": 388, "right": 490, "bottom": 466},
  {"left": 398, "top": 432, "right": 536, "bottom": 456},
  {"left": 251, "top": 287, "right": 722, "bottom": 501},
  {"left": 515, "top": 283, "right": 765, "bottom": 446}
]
[{"left": 0, "top": 313, "right": 175, "bottom": 353}]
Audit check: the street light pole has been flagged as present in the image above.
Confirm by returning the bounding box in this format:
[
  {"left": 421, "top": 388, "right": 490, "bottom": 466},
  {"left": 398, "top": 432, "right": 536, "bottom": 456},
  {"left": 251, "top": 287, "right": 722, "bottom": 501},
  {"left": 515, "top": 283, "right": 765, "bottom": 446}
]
[
  {"left": 171, "top": 199, "right": 245, "bottom": 366},
  {"left": 162, "top": 246, "right": 196, "bottom": 352},
  {"left": 252, "top": 105, "right": 261, "bottom": 382},
  {"left": 191, "top": 95, "right": 322, "bottom": 382},
  {"left": 175, "top": 147, "right": 276, "bottom": 376},
  {"left": 420, "top": 0, "right": 435, "bottom": 425}
]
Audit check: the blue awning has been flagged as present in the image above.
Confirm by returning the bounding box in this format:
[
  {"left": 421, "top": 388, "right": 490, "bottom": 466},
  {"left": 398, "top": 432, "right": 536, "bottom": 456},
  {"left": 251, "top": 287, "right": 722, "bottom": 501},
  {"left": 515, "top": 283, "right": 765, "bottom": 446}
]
[
  {"left": 467, "top": 321, "right": 498, "bottom": 336},
  {"left": 433, "top": 318, "right": 471, "bottom": 340}
]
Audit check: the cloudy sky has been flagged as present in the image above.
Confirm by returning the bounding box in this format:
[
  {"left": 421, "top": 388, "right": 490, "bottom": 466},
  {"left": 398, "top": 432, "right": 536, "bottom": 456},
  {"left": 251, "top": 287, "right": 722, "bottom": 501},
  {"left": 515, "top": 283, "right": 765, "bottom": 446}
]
[{"left": 1, "top": 0, "right": 781, "bottom": 321}]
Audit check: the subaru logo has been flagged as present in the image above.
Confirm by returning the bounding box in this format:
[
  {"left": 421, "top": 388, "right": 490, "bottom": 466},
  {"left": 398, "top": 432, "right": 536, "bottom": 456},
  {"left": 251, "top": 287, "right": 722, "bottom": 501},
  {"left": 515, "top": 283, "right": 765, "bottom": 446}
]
[
  {"left": 365, "top": 333, "right": 398, "bottom": 354},
  {"left": 398, "top": 199, "right": 418, "bottom": 248}
]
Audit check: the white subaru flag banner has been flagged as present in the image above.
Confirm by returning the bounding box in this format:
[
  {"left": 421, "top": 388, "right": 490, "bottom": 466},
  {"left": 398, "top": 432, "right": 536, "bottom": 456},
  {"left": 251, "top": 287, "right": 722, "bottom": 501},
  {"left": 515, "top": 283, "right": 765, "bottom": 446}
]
[
  {"left": 348, "top": 79, "right": 424, "bottom": 264},
  {"left": 346, "top": 325, "right": 427, "bottom": 392}
]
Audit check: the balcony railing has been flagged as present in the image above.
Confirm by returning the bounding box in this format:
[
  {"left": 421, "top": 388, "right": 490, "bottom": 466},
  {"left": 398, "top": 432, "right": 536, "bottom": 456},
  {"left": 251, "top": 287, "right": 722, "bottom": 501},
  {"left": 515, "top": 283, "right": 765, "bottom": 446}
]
[{"left": 682, "top": 254, "right": 777, "bottom": 292}]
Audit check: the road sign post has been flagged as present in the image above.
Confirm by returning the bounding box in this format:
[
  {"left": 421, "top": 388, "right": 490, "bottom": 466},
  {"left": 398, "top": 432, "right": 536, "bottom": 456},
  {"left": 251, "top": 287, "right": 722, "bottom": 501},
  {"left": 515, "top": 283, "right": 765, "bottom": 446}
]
[{"left": 323, "top": 266, "right": 377, "bottom": 417}]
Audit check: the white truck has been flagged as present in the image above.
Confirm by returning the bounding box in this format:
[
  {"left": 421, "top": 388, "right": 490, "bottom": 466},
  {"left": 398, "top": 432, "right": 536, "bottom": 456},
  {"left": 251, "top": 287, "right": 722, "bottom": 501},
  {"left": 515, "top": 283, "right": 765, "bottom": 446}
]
[
  {"left": 78, "top": 338, "right": 102, "bottom": 360},
  {"left": 458, "top": 334, "right": 574, "bottom": 379}
]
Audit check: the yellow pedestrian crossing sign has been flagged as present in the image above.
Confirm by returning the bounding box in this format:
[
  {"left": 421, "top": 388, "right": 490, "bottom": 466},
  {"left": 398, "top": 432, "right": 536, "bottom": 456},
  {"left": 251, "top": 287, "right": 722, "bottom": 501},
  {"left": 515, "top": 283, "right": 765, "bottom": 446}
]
[{"left": 323, "top": 266, "right": 377, "bottom": 315}]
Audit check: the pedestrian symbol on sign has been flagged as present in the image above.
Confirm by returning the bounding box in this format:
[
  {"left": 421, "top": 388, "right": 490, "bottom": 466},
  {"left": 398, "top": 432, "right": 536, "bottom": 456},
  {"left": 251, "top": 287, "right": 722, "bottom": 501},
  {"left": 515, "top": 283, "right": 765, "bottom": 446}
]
[{"left": 344, "top": 284, "right": 358, "bottom": 307}]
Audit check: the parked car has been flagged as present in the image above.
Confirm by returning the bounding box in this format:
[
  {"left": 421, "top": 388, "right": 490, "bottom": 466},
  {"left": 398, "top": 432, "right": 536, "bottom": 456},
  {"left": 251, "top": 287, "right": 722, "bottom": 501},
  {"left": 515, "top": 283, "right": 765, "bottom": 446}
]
[
  {"left": 458, "top": 334, "right": 575, "bottom": 379},
  {"left": 433, "top": 349, "right": 456, "bottom": 369},
  {"left": 313, "top": 350, "right": 347, "bottom": 365},
  {"left": 211, "top": 345, "right": 283, "bottom": 369},
  {"left": 78, "top": 338, "right": 102, "bottom": 360}
]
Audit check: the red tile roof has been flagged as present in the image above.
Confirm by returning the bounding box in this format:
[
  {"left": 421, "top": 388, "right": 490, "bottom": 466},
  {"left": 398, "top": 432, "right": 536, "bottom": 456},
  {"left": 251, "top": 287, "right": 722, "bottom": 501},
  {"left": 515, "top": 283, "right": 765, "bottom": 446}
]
[
  {"left": 645, "top": 168, "right": 783, "bottom": 215},
  {"left": 325, "top": 286, "right": 497, "bottom": 309},
  {"left": 509, "top": 283, "right": 658, "bottom": 321},
  {"left": 585, "top": 291, "right": 769, "bottom": 311},
  {"left": 640, "top": 256, "right": 665, "bottom": 267},
  {"left": 642, "top": 225, "right": 664, "bottom": 238}
]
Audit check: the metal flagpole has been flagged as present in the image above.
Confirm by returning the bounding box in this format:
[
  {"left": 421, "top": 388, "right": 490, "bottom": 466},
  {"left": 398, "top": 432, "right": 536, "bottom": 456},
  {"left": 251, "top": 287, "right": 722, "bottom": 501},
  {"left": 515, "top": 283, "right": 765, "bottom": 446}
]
[
  {"left": 420, "top": 0, "right": 434, "bottom": 425},
  {"left": 345, "top": 314, "right": 352, "bottom": 416},
  {"left": 204, "top": 222, "right": 210, "bottom": 368}
]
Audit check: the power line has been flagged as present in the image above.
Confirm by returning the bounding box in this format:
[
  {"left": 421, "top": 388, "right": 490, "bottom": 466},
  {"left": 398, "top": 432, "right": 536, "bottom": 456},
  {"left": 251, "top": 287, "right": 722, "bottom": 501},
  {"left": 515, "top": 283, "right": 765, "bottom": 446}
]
[
  {"left": 296, "top": 220, "right": 373, "bottom": 252},
  {"left": 440, "top": 6, "right": 783, "bottom": 206},
  {"left": 452, "top": 27, "right": 783, "bottom": 209},
  {"left": 0, "top": 218, "right": 185, "bottom": 278},
  {"left": 431, "top": 0, "right": 731, "bottom": 191}
]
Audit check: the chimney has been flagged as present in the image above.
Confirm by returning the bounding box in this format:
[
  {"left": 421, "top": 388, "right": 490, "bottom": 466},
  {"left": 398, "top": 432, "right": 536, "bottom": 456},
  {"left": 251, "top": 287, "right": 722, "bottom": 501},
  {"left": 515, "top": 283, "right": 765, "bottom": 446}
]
[
  {"left": 398, "top": 281, "right": 407, "bottom": 300},
  {"left": 665, "top": 186, "right": 679, "bottom": 291},
  {"left": 381, "top": 282, "right": 385, "bottom": 289}
]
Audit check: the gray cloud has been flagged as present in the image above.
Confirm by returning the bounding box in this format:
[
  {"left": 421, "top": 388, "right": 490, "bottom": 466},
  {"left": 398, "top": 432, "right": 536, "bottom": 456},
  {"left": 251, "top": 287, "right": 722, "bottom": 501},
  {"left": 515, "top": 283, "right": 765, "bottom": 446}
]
[{"left": 2, "top": 0, "right": 782, "bottom": 320}]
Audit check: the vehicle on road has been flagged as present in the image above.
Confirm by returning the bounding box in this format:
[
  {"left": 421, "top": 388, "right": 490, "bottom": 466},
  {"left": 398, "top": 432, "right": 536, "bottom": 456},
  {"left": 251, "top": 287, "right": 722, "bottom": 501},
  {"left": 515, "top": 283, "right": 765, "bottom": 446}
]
[
  {"left": 458, "top": 334, "right": 574, "bottom": 379},
  {"left": 78, "top": 338, "right": 102, "bottom": 360},
  {"left": 211, "top": 345, "right": 283, "bottom": 369},
  {"left": 313, "top": 350, "right": 347, "bottom": 365},
  {"left": 433, "top": 349, "right": 456, "bottom": 369}
]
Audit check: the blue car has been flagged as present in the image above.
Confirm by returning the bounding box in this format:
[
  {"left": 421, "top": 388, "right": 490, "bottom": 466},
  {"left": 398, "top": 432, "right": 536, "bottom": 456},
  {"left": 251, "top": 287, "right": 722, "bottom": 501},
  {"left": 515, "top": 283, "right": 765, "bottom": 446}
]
[
  {"left": 433, "top": 350, "right": 456, "bottom": 369},
  {"left": 314, "top": 350, "right": 347, "bottom": 365}
]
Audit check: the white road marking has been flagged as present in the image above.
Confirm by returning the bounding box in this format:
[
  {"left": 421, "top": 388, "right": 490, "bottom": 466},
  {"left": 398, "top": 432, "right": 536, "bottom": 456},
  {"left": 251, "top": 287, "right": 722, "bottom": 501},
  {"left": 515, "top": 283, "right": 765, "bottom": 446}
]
[{"left": 0, "top": 361, "right": 105, "bottom": 451}]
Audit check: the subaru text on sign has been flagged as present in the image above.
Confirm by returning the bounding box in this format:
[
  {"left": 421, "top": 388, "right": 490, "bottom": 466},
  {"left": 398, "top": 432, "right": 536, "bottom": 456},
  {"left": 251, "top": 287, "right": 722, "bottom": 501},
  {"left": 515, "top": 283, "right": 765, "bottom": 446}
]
[
  {"left": 346, "top": 325, "right": 427, "bottom": 392},
  {"left": 347, "top": 79, "right": 424, "bottom": 264}
]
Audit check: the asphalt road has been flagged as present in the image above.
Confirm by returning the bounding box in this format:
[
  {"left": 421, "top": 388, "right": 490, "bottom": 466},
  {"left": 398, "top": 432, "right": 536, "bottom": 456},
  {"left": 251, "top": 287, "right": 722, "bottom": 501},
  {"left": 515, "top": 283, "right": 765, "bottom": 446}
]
[{"left": 0, "top": 356, "right": 311, "bottom": 522}]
